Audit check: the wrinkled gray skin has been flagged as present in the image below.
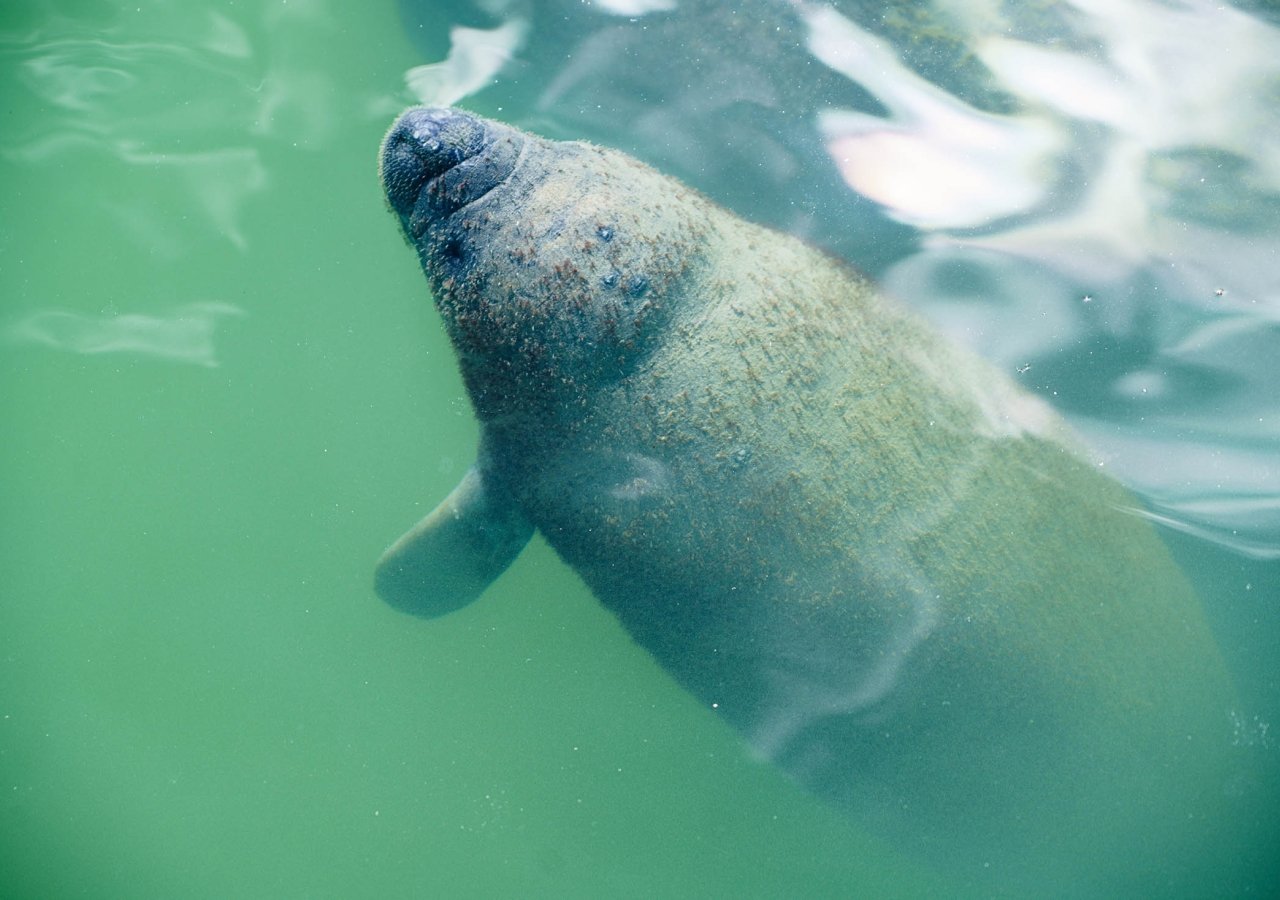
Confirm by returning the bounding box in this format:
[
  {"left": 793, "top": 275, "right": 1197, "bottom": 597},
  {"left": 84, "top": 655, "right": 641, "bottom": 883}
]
[{"left": 376, "top": 107, "right": 1245, "bottom": 896}]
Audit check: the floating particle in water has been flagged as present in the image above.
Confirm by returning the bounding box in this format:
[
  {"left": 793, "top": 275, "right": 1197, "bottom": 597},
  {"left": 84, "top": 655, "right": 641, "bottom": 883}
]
[{"left": 1229, "top": 709, "right": 1272, "bottom": 748}]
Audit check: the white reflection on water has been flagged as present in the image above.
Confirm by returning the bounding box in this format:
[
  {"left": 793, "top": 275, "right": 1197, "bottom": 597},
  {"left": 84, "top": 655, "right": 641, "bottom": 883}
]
[
  {"left": 405, "top": 21, "right": 526, "bottom": 108},
  {"left": 839, "top": 0, "right": 1280, "bottom": 555},
  {"left": 5, "top": 303, "right": 246, "bottom": 368},
  {"left": 959, "top": 0, "right": 1280, "bottom": 279},
  {"left": 6, "top": 32, "right": 269, "bottom": 250},
  {"left": 803, "top": 5, "right": 1063, "bottom": 230},
  {"left": 4, "top": 4, "right": 349, "bottom": 253}
]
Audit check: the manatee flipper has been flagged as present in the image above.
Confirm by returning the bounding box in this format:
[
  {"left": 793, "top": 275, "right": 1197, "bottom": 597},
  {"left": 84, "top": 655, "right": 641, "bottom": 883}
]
[{"left": 375, "top": 465, "right": 533, "bottom": 617}]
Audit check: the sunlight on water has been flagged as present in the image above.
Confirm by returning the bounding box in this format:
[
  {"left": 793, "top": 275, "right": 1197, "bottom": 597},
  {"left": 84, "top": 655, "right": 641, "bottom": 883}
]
[
  {"left": 405, "top": 21, "right": 525, "bottom": 109},
  {"left": 806, "top": 5, "right": 1062, "bottom": 229}
]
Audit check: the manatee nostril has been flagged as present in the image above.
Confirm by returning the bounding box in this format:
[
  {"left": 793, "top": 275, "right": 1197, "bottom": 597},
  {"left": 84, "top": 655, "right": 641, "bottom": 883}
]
[
  {"left": 380, "top": 107, "right": 488, "bottom": 218},
  {"left": 380, "top": 134, "right": 430, "bottom": 218}
]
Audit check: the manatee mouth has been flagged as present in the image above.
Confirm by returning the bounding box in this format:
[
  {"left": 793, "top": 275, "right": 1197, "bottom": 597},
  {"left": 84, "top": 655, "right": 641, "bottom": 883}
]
[{"left": 380, "top": 107, "right": 519, "bottom": 229}]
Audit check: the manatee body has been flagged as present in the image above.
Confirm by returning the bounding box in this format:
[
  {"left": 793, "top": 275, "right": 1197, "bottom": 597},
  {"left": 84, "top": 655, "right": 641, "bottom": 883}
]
[{"left": 376, "top": 107, "right": 1242, "bottom": 894}]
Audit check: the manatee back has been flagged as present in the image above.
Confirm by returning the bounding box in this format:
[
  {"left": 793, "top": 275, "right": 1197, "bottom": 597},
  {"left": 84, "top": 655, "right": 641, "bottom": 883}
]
[{"left": 510, "top": 211, "right": 1240, "bottom": 894}]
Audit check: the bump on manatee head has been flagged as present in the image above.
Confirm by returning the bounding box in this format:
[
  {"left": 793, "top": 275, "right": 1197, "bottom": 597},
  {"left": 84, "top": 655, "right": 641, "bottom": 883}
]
[{"left": 379, "top": 106, "right": 704, "bottom": 416}]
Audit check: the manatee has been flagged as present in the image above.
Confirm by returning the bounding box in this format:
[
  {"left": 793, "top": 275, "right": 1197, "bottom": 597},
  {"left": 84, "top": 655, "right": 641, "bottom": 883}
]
[{"left": 375, "top": 106, "right": 1244, "bottom": 894}]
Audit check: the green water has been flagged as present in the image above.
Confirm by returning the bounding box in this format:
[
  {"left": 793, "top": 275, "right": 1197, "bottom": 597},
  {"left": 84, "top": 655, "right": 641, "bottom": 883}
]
[
  {"left": 0, "top": 2, "right": 937, "bottom": 896},
  {"left": 2, "top": 1, "right": 1277, "bottom": 897}
]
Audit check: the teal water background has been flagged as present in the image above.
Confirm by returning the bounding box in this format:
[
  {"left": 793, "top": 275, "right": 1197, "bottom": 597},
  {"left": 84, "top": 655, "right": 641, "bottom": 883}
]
[{"left": 2, "top": 1, "right": 1277, "bottom": 897}]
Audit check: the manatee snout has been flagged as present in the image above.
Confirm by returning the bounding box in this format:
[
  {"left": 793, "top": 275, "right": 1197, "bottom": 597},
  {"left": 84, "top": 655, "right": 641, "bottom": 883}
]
[{"left": 379, "top": 107, "right": 522, "bottom": 227}]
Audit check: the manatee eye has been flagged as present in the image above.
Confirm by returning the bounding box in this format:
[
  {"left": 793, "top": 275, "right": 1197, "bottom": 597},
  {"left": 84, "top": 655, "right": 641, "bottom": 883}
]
[{"left": 601, "top": 270, "right": 621, "bottom": 288}]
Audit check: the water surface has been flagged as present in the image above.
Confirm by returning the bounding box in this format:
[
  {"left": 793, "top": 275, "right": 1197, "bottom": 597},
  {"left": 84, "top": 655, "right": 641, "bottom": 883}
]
[{"left": 2, "top": 0, "right": 1277, "bottom": 896}]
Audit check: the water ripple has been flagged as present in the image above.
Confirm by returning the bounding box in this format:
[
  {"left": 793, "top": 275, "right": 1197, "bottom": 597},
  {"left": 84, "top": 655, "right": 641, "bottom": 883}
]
[{"left": 4, "top": 302, "right": 246, "bottom": 368}]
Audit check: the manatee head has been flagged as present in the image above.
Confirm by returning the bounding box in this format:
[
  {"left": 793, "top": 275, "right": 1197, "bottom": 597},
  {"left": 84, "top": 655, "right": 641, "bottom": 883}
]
[{"left": 380, "top": 107, "right": 709, "bottom": 419}]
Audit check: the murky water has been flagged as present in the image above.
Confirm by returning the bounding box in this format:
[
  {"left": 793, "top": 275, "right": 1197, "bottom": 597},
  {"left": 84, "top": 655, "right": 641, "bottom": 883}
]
[{"left": 2, "top": 0, "right": 1277, "bottom": 896}]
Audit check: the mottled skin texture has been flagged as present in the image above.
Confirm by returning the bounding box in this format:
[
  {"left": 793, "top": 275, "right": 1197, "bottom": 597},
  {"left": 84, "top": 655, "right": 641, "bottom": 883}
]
[{"left": 376, "top": 108, "right": 1243, "bottom": 895}]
